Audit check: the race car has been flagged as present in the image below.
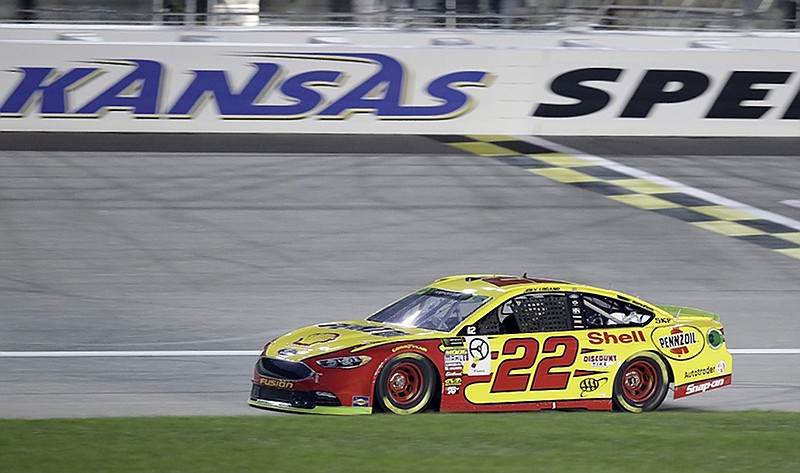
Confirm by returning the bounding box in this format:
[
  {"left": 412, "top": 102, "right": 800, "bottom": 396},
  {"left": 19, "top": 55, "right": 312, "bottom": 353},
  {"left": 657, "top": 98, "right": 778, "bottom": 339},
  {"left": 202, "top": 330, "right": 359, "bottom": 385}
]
[{"left": 249, "top": 274, "right": 732, "bottom": 415}]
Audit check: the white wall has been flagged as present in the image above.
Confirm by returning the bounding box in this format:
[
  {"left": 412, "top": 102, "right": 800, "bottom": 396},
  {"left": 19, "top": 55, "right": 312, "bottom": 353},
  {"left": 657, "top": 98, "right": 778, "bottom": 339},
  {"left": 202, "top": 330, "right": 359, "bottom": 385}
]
[{"left": 1, "top": 32, "right": 798, "bottom": 136}]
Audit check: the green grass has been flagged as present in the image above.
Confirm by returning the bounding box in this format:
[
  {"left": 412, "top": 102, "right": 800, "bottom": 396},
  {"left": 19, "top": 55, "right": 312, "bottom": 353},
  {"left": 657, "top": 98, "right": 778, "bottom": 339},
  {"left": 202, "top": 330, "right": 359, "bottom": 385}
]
[{"left": 1, "top": 411, "right": 798, "bottom": 472}]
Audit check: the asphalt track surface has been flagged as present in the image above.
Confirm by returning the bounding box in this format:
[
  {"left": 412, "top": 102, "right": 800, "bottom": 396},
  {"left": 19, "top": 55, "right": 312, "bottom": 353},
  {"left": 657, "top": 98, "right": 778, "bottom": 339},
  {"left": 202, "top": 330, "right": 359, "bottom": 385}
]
[{"left": 0, "top": 134, "right": 798, "bottom": 418}]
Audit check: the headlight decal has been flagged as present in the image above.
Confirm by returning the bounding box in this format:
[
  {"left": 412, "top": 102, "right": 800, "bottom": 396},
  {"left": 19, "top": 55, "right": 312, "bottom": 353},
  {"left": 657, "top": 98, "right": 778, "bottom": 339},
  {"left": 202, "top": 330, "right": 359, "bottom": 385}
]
[{"left": 316, "top": 355, "right": 372, "bottom": 369}]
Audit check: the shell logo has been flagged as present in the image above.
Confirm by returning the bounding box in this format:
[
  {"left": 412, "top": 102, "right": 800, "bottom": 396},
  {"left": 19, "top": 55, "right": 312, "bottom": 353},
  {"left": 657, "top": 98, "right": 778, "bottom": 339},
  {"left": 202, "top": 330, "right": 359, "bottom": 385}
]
[
  {"left": 650, "top": 325, "right": 705, "bottom": 360},
  {"left": 293, "top": 332, "right": 340, "bottom": 346}
]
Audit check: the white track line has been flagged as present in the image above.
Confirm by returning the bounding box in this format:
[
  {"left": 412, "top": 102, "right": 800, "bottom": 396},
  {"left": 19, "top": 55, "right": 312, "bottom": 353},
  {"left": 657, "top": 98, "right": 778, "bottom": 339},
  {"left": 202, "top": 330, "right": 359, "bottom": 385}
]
[
  {"left": 729, "top": 349, "right": 800, "bottom": 355},
  {"left": 520, "top": 136, "right": 800, "bottom": 232},
  {"left": 0, "top": 349, "right": 796, "bottom": 358}
]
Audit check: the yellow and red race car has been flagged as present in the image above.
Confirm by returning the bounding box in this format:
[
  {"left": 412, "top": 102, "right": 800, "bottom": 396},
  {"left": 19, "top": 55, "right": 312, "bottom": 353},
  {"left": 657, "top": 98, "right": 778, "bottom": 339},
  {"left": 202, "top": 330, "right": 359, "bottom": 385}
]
[{"left": 249, "top": 275, "right": 732, "bottom": 415}]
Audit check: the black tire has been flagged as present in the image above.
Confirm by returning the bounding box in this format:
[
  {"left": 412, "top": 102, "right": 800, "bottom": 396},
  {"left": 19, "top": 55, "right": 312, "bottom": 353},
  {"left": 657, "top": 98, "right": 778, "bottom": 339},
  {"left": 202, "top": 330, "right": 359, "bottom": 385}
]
[
  {"left": 375, "top": 353, "right": 437, "bottom": 415},
  {"left": 613, "top": 352, "right": 669, "bottom": 413}
]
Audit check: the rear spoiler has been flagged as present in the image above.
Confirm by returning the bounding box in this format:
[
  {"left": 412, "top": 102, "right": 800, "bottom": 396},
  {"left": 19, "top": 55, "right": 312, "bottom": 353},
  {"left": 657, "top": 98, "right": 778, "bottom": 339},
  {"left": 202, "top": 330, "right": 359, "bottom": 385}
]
[{"left": 656, "top": 304, "right": 720, "bottom": 323}]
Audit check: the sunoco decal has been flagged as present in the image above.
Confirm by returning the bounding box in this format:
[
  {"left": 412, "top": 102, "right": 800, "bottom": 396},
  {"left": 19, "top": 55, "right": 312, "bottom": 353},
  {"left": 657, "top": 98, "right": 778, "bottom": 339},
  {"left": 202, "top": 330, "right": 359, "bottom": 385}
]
[
  {"left": 707, "top": 328, "right": 725, "bottom": 349},
  {"left": 0, "top": 53, "right": 491, "bottom": 120},
  {"left": 651, "top": 325, "right": 705, "bottom": 360}
]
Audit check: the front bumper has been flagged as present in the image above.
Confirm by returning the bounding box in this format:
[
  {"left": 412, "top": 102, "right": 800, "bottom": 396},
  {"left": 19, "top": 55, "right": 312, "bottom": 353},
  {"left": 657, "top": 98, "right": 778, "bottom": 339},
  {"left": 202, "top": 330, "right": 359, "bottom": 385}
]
[{"left": 248, "top": 383, "right": 371, "bottom": 415}]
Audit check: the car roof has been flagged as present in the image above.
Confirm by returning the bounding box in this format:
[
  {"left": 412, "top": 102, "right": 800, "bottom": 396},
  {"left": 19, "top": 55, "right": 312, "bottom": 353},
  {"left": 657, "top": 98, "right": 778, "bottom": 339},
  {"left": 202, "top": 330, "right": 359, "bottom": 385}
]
[
  {"left": 428, "top": 274, "right": 577, "bottom": 298},
  {"left": 426, "top": 274, "right": 663, "bottom": 318}
]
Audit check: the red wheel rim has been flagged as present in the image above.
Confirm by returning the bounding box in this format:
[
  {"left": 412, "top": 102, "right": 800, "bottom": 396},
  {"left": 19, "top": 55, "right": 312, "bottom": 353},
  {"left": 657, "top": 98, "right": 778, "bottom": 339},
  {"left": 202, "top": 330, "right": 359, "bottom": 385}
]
[
  {"left": 386, "top": 362, "right": 424, "bottom": 406},
  {"left": 622, "top": 361, "right": 658, "bottom": 403}
]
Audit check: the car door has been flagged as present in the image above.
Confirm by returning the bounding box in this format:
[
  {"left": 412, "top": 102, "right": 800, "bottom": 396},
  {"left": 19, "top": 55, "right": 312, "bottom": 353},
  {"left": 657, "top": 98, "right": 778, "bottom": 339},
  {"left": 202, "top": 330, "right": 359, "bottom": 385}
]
[{"left": 457, "top": 292, "right": 586, "bottom": 408}]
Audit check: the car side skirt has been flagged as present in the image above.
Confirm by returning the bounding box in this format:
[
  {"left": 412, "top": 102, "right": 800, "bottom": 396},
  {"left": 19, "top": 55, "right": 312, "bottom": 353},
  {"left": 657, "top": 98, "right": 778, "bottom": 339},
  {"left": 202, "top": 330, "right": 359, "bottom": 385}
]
[{"left": 441, "top": 398, "right": 612, "bottom": 413}]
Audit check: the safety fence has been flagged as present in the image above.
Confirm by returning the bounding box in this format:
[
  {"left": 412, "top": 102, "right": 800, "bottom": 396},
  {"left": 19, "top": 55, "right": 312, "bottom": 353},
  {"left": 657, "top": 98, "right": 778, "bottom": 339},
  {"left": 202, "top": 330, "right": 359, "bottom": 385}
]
[{"left": 2, "top": 0, "right": 797, "bottom": 30}]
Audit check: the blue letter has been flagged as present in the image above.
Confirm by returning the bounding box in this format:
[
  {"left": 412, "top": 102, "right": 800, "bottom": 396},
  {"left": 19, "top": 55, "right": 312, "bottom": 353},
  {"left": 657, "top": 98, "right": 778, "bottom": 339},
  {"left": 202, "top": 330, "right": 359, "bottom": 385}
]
[
  {"left": 76, "top": 60, "right": 163, "bottom": 116},
  {"left": 394, "top": 71, "right": 489, "bottom": 118},
  {"left": 318, "top": 53, "right": 488, "bottom": 119},
  {"left": 168, "top": 63, "right": 280, "bottom": 116},
  {"left": 0, "top": 67, "right": 97, "bottom": 116},
  {"left": 318, "top": 53, "right": 406, "bottom": 118}
]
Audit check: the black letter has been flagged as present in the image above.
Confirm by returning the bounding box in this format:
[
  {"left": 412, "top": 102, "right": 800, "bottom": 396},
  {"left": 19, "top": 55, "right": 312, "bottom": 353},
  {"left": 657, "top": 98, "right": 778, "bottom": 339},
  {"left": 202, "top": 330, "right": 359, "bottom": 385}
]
[
  {"left": 706, "top": 71, "right": 792, "bottom": 119},
  {"left": 782, "top": 86, "right": 800, "bottom": 119},
  {"left": 620, "top": 70, "right": 709, "bottom": 118},
  {"left": 533, "top": 68, "right": 622, "bottom": 118}
]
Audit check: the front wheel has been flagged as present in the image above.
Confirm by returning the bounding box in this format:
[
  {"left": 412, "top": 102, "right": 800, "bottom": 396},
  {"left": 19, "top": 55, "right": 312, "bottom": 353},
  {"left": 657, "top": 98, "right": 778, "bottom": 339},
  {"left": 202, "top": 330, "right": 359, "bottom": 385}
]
[
  {"left": 613, "top": 352, "right": 669, "bottom": 413},
  {"left": 375, "top": 353, "right": 437, "bottom": 415}
]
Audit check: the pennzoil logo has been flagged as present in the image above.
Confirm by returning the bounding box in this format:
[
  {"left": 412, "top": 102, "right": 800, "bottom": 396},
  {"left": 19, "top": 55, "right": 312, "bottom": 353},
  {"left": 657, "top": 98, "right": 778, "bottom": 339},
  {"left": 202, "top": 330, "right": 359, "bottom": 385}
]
[
  {"left": 651, "top": 325, "right": 705, "bottom": 360},
  {"left": 294, "top": 332, "right": 340, "bottom": 346}
]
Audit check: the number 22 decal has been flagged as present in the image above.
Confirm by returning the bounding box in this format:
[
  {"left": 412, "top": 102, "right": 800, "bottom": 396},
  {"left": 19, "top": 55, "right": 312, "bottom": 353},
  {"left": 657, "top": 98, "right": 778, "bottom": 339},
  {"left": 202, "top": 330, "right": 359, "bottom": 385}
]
[{"left": 490, "top": 336, "right": 579, "bottom": 393}]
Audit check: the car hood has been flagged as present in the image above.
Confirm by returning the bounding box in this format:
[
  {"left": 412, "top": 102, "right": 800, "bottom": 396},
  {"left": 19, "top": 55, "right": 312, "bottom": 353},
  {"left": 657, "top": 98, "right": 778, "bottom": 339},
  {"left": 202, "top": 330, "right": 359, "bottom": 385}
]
[{"left": 265, "top": 320, "right": 441, "bottom": 362}]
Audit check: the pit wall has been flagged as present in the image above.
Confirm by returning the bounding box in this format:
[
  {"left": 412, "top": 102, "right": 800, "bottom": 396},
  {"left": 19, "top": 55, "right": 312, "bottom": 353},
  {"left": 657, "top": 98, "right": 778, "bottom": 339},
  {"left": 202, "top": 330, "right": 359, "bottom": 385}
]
[{"left": 1, "top": 28, "right": 799, "bottom": 136}]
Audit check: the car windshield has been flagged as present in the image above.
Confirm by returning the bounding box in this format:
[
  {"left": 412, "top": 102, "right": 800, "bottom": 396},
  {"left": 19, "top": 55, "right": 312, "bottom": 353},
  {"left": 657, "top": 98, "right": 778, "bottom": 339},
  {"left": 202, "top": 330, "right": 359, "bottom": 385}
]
[{"left": 368, "top": 288, "right": 491, "bottom": 332}]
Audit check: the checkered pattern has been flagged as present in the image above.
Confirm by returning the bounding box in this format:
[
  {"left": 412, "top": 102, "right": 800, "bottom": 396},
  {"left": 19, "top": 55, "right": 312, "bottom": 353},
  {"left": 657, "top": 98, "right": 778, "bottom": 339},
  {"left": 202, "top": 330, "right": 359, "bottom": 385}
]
[{"left": 428, "top": 134, "right": 800, "bottom": 261}]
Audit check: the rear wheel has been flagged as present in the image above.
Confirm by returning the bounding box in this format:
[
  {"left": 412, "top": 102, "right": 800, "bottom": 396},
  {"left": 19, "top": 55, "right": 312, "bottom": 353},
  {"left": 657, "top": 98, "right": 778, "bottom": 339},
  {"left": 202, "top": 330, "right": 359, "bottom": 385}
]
[
  {"left": 376, "top": 353, "right": 437, "bottom": 415},
  {"left": 613, "top": 352, "right": 669, "bottom": 413}
]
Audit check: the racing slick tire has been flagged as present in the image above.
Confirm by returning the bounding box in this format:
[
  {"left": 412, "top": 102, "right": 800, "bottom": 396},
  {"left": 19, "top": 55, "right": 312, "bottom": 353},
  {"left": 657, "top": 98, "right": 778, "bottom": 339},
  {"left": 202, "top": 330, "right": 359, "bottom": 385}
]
[
  {"left": 376, "top": 352, "right": 437, "bottom": 415},
  {"left": 613, "top": 352, "right": 669, "bottom": 413}
]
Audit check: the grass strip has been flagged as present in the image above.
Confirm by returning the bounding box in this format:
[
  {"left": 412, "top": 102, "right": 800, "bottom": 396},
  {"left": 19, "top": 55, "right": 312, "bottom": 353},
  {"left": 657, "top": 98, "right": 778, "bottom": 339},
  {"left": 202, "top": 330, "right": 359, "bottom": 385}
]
[{"left": 1, "top": 411, "right": 798, "bottom": 472}]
